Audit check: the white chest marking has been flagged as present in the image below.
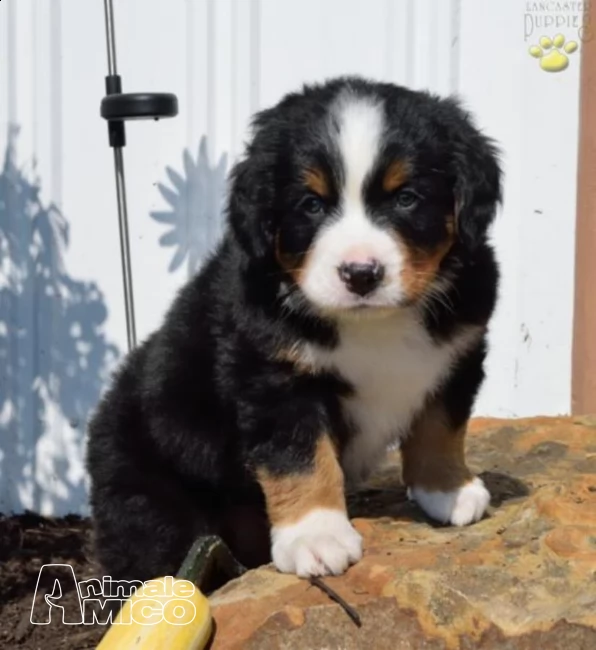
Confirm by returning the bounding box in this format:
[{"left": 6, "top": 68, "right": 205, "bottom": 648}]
[{"left": 299, "top": 313, "right": 481, "bottom": 484}]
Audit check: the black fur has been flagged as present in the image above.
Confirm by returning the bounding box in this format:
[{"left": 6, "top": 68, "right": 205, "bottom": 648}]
[{"left": 86, "top": 77, "right": 501, "bottom": 582}]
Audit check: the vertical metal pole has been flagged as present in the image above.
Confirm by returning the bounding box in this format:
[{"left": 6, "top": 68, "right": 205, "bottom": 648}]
[
  {"left": 112, "top": 148, "right": 137, "bottom": 351},
  {"left": 103, "top": 0, "right": 137, "bottom": 351},
  {"left": 103, "top": 0, "right": 118, "bottom": 76}
]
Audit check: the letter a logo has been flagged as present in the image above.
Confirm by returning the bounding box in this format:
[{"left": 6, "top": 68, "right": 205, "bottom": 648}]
[{"left": 30, "top": 564, "right": 84, "bottom": 624}]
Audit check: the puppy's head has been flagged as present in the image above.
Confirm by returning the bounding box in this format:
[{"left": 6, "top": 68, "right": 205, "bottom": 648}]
[{"left": 229, "top": 77, "right": 501, "bottom": 317}]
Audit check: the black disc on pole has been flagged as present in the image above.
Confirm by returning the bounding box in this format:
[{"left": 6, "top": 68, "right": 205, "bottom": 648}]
[{"left": 101, "top": 92, "right": 178, "bottom": 121}]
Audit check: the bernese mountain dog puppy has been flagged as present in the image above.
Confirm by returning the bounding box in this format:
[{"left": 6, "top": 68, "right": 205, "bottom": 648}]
[{"left": 87, "top": 76, "right": 501, "bottom": 582}]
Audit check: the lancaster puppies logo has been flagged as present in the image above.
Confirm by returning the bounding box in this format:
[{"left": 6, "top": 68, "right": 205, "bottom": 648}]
[
  {"left": 525, "top": 2, "right": 592, "bottom": 72},
  {"left": 30, "top": 564, "right": 197, "bottom": 626}
]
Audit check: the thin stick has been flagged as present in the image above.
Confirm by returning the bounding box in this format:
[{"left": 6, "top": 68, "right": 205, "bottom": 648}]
[{"left": 309, "top": 576, "right": 362, "bottom": 627}]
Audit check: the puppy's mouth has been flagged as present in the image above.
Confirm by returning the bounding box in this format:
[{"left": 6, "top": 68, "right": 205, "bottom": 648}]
[
  {"left": 311, "top": 289, "right": 405, "bottom": 319},
  {"left": 342, "top": 295, "right": 397, "bottom": 310},
  {"left": 336, "top": 304, "right": 400, "bottom": 321}
]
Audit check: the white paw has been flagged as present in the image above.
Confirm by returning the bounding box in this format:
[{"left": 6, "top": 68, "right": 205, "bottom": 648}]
[
  {"left": 407, "top": 477, "right": 490, "bottom": 526},
  {"left": 271, "top": 508, "right": 363, "bottom": 577}
]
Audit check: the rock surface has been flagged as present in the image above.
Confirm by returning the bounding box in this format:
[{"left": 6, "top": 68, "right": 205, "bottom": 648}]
[{"left": 210, "top": 417, "right": 596, "bottom": 649}]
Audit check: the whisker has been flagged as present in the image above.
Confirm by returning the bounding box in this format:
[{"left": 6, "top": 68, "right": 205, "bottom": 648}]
[{"left": 423, "top": 284, "right": 455, "bottom": 316}]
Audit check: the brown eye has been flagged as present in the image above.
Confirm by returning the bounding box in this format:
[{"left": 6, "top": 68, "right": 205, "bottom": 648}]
[
  {"left": 396, "top": 189, "right": 420, "bottom": 209},
  {"left": 299, "top": 195, "right": 325, "bottom": 216}
]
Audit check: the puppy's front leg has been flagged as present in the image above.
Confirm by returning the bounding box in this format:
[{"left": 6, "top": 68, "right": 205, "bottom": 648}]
[
  {"left": 256, "top": 434, "right": 362, "bottom": 577},
  {"left": 401, "top": 405, "right": 490, "bottom": 526}
]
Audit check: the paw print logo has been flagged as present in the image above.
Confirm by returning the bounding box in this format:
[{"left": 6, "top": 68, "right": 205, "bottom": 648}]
[{"left": 529, "top": 34, "right": 579, "bottom": 73}]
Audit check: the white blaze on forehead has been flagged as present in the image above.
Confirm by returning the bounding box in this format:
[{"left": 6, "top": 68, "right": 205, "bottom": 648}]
[
  {"left": 298, "top": 94, "right": 405, "bottom": 312},
  {"left": 335, "top": 94, "right": 385, "bottom": 201}
]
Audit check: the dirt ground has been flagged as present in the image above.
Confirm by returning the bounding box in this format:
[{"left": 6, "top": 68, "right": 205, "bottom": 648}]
[{"left": 0, "top": 513, "right": 106, "bottom": 650}]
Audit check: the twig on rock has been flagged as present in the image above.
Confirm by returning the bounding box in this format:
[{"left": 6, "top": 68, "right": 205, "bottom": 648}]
[{"left": 309, "top": 576, "right": 362, "bottom": 627}]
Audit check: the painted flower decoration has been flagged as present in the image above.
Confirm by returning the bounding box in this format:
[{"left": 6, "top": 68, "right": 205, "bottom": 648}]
[{"left": 150, "top": 136, "right": 228, "bottom": 275}]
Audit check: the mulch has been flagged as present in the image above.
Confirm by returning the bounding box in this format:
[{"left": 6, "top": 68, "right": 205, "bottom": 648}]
[{"left": 0, "top": 513, "right": 106, "bottom": 650}]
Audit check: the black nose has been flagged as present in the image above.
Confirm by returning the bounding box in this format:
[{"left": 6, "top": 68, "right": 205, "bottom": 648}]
[{"left": 338, "top": 260, "right": 385, "bottom": 296}]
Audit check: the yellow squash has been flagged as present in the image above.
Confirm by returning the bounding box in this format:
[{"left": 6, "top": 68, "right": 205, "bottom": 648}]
[
  {"left": 95, "top": 536, "right": 247, "bottom": 649},
  {"left": 96, "top": 576, "right": 212, "bottom": 650}
]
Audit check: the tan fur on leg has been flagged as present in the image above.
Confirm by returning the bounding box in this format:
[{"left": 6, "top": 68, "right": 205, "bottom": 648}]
[
  {"left": 256, "top": 435, "right": 346, "bottom": 527},
  {"left": 401, "top": 405, "right": 489, "bottom": 526},
  {"left": 257, "top": 436, "right": 362, "bottom": 576},
  {"left": 401, "top": 405, "right": 472, "bottom": 492}
]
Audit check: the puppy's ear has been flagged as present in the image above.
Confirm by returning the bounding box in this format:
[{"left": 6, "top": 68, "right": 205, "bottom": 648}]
[
  {"left": 449, "top": 104, "right": 502, "bottom": 249},
  {"left": 227, "top": 156, "right": 275, "bottom": 261}
]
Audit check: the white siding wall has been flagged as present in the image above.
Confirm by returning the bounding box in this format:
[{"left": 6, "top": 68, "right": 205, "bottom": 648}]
[{"left": 0, "top": 0, "right": 583, "bottom": 514}]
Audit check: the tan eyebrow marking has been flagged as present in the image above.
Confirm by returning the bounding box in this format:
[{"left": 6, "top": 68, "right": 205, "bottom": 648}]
[
  {"left": 303, "top": 168, "right": 330, "bottom": 198},
  {"left": 382, "top": 159, "right": 410, "bottom": 193}
]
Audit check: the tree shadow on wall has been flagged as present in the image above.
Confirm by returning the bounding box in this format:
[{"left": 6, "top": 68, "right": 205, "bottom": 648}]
[
  {"left": 0, "top": 125, "right": 119, "bottom": 516},
  {"left": 150, "top": 136, "right": 228, "bottom": 276}
]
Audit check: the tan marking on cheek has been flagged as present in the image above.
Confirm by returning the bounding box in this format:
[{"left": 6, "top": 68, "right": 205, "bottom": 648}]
[
  {"left": 383, "top": 160, "right": 410, "bottom": 193},
  {"left": 396, "top": 215, "right": 455, "bottom": 301},
  {"left": 256, "top": 435, "right": 346, "bottom": 527},
  {"left": 303, "top": 168, "right": 330, "bottom": 198},
  {"left": 400, "top": 404, "right": 472, "bottom": 492},
  {"left": 275, "top": 231, "right": 313, "bottom": 285}
]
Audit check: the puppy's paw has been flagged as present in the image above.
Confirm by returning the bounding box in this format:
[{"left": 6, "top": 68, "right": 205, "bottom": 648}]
[
  {"left": 407, "top": 477, "right": 490, "bottom": 526},
  {"left": 271, "top": 508, "right": 363, "bottom": 577}
]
